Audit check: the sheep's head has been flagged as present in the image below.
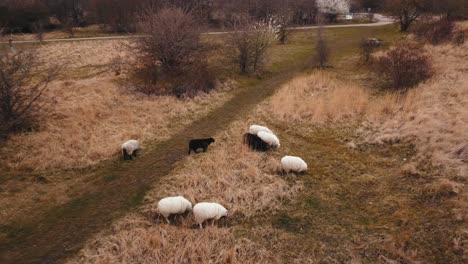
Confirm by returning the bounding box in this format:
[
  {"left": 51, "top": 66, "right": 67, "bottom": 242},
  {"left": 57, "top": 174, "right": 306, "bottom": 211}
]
[{"left": 209, "top": 137, "right": 215, "bottom": 144}]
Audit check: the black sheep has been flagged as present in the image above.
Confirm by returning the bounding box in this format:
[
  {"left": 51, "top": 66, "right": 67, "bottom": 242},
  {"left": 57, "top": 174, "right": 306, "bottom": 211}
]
[
  {"left": 242, "top": 133, "right": 270, "bottom": 151},
  {"left": 188, "top": 137, "right": 215, "bottom": 154}
]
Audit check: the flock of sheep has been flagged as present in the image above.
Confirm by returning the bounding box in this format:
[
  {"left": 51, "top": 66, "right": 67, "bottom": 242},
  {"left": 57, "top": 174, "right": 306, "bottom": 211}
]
[{"left": 120, "top": 124, "right": 307, "bottom": 229}]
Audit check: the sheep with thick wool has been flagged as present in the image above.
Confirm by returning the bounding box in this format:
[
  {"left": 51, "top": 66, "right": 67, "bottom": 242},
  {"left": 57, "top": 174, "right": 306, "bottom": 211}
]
[
  {"left": 121, "top": 139, "right": 140, "bottom": 160},
  {"left": 281, "top": 156, "right": 308, "bottom": 173},
  {"left": 249, "top": 125, "right": 273, "bottom": 135},
  {"left": 193, "top": 202, "right": 228, "bottom": 229},
  {"left": 257, "top": 131, "right": 280, "bottom": 148},
  {"left": 157, "top": 196, "right": 193, "bottom": 223}
]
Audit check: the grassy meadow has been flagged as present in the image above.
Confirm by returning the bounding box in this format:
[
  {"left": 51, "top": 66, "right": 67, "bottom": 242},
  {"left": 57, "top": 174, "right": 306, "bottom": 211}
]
[{"left": 1, "top": 22, "right": 467, "bottom": 263}]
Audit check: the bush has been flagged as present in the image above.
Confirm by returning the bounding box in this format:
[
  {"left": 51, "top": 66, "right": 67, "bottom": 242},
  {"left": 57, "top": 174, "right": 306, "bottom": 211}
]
[
  {"left": 0, "top": 51, "right": 59, "bottom": 138},
  {"left": 227, "top": 17, "right": 275, "bottom": 74},
  {"left": 133, "top": 7, "right": 215, "bottom": 97},
  {"left": 373, "top": 43, "right": 432, "bottom": 89},
  {"left": 412, "top": 20, "right": 454, "bottom": 44}
]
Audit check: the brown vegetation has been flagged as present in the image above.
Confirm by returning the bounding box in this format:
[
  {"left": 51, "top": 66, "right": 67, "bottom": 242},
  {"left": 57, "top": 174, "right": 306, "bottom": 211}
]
[
  {"left": 227, "top": 17, "right": 275, "bottom": 74},
  {"left": 69, "top": 216, "right": 271, "bottom": 264},
  {"left": 413, "top": 20, "right": 454, "bottom": 44},
  {"left": 0, "top": 40, "right": 231, "bottom": 171},
  {"left": 134, "top": 7, "right": 216, "bottom": 97},
  {"left": 372, "top": 42, "right": 432, "bottom": 89},
  {"left": 0, "top": 50, "right": 59, "bottom": 138},
  {"left": 143, "top": 120, "right": 302, "bottom": 218},
  {"left": 69, "top": 120, "right": 302, "bottom": 263}
]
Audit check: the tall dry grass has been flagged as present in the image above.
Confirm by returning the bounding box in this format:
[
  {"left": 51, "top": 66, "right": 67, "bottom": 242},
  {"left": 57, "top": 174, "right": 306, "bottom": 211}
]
[
  {"left": 268, "top": 38, "right": 468, "bottom": 177},
  {"left": 69, "top": 216, "right": 271, "bottom": 264},
  {"left": 0, "top": 40, "right": 232, "bottom": 171},
  {"left": 370, "top": 42, "right": 468, "bottom": 177},
  {"left": 69, "top": 120, "right": 302, "bottom": 263},
  {"left": 268, "top": 71, "right": 420, "bottom": 125},
  {"left": 143, "top": 120, "right": 302, "bottom": 218}
]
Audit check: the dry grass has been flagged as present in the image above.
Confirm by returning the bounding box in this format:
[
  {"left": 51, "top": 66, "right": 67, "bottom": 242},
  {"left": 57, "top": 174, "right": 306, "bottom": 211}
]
[
  {"left": 69, "top": 120, "right": 302, "bottom": 263},
  {"left": 370, "top": 42, "right": 468, "bottom": 177},
  {"left": 267, "top": 39, "right": 468, "bottom": 178},
  {"left": 268, "top": 71, "right": 420, "bottom": 124},
  {"left": 0, "top": 40, "right": 233, "bottom": 172},
  {"left": 69, "top": 215, "right": 271, "bottom": 264},
  {"left": 143, "top": 120, "right": 302, "bottom": 218}
]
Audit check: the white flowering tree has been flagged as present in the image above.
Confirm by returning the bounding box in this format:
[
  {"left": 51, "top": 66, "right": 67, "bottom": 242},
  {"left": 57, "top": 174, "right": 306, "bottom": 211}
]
[{"left": 317, "top": 0, "right": 350, "bottom": 22}]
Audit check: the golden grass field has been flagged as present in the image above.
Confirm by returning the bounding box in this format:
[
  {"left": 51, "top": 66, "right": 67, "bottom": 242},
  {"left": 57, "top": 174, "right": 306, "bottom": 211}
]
[
  {"left": 69, "top": 30, "right": 468, "bottom": 262},
  {"left": 1, "top": 22, "right": 467, "bottom": 263},
  {"left": 0, "top": 40, "right": 234, "bottom": 171}
]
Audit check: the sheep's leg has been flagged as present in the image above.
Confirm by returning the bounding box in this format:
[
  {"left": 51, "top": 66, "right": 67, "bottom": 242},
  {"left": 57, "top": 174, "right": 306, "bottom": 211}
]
[
  {"left": 199, "top": 222, "right": 203, "bottom": 229},
  {"left": 188, "top": 148, "right": 192, "bottom": 155},
  {"left": 203, "top": 147, "right": 207, "bottom": 152},
  {"left": 165, "top": 217, "right": 170, "bottom": 224},
  {"left": 133, "top": 149, "right": 138, "bottom": 157}
]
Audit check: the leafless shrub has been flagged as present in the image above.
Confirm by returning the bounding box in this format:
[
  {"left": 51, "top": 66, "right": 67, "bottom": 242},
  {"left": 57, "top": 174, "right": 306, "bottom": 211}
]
[
  {"left": 412, "top": 20, "right": 454, "bottom": 44},
  {"left": 372, "top": 43, "right": 432, "bottom": 89},
  {"left": 137, "top": 7, "right": 202, "bottom": 74},
  {"left": 227, "top": 17, "right": 275, "bottom": 74},
  {"left": 0, "top": 51, "right": 59, "bottom": 138},
  {"left": 133, "top": 7, "right": 215, "bottom": 97},
  {"left": 315, "top": 26, "right": 329, "bottom": 68}
]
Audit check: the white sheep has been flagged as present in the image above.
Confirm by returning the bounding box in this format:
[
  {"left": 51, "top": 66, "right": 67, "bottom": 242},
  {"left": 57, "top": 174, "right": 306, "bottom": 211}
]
[
  {"left": 193, "top": 202, "right": 228, "bottom": 229},
  {"left": 157, "top": 196, "right": 193, "bottom": 223},
  {"left": 249, "top": 125, "right": 273, "bottom": 135},
  {"left": 121, "top": 139, "right": 140, "bottom": 160},
  {"left": 281, "top": 156, "right": 308, "bottom": 173},
  {"left": 257, "top": 131, "right": 280, "bottom": 148}
]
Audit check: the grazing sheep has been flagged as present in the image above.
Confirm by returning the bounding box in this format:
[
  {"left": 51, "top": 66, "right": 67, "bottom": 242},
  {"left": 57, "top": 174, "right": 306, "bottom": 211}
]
[
  {"left": 281, "top": 156, "right": 308, "bottom": 173},
  {"left": 249, "top": 125, "right": 273, "bottom": 135},
  {"left": 188, "top": 137, "right": 215, "bottom": 154},
  {"left": 242, "top": 133, "right": 270, "bottom": 151},
  {"left": 157, "top": 196, "right": 193, "bottom": 223},
  {"left": 193, "top": 202, "right": 228, "bottom": 229},
  {"left": 257, "top": 131, "right": 280, "bottom": 148},
  {"left": 121, "top": 139, "right": 140, "bottom": 160}
]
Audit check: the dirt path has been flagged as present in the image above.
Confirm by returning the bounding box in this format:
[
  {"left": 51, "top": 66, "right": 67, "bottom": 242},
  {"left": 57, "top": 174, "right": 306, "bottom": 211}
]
[
  {"left": 3, "top": 16, "right": 394, "bottom": 44},
  {"left": 0, "top": 64, "right": 306, "bottom": 263}
]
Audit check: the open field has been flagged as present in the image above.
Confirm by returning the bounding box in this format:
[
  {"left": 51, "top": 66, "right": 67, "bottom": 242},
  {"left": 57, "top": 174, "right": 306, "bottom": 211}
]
[
  {"left": 1, "top": 21, "right": 467, "bottom": 264},
  {"left": 70, "top": 37, "right": 468, "bottom": 261}
]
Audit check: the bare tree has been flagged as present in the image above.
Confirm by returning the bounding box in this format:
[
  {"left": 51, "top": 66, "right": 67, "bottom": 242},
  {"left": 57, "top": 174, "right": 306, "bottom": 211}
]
[
  {"left": 227, "top": 17, "right": 275, "bottom": 74},
  {"left": 136, "top": 7, "right": 202, "bottom": 74},
  {"left": 0, "top": 51, "right": 59, "bottom": 137},
  {"left": 133, "top": 6, "right": 215, "bottom": 97},
  {"left": 385, "top": 0, "right": 425, "bottom": 32},
  {"left": 315, "top": 25, "right": 329, "bottom": 68}
]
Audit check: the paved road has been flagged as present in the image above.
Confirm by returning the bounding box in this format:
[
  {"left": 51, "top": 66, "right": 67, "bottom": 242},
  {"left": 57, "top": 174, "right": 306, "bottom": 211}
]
[{"left": 3, "top": 17, "right": 394, "bottom": 44}]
